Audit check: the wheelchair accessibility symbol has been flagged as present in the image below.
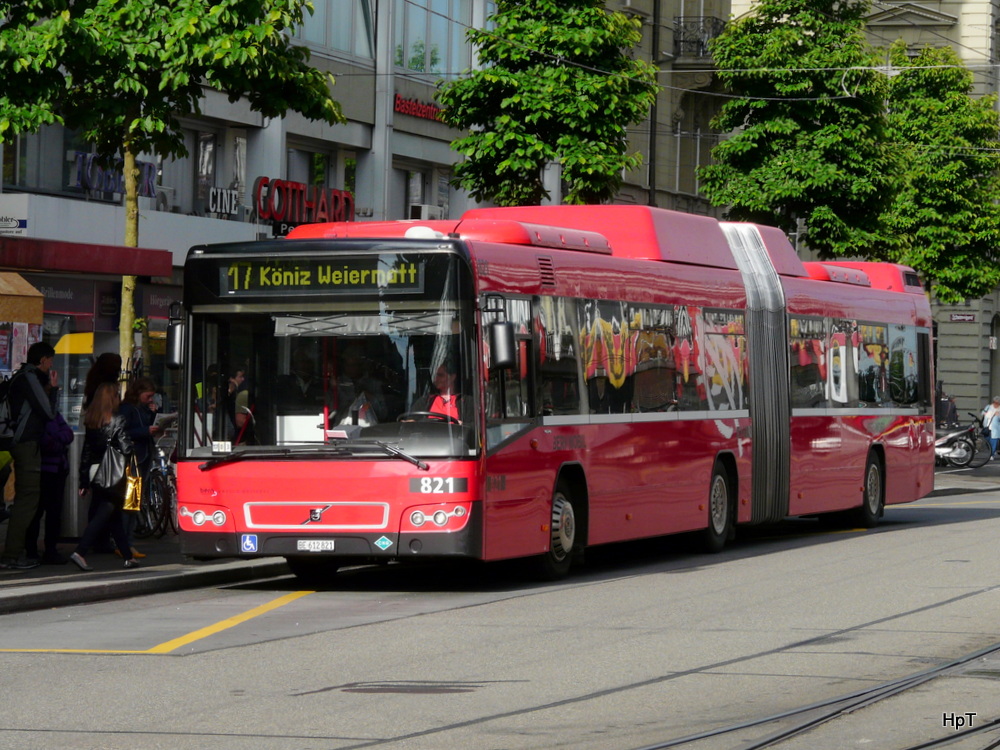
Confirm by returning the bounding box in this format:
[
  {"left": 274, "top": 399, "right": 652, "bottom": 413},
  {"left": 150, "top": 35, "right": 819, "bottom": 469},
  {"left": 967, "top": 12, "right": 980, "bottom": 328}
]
[{"left": 241, "top": 534, "right": 258, "bottom": 553}]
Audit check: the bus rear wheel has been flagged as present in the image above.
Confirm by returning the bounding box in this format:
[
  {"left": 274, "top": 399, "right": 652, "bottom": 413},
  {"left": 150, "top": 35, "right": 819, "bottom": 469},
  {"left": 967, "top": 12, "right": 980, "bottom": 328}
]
[
  {"left": 535, "top": 482, "right": 577, "bottom": 580},
  {"left": 703, "top": 464, "right": 733, "bottom": 553},
  {"left": 285, "top": 556, "right": 341, "bottom": 585},
  {"left": 852, "top": 453, "right": 884, "bottom": 528}
]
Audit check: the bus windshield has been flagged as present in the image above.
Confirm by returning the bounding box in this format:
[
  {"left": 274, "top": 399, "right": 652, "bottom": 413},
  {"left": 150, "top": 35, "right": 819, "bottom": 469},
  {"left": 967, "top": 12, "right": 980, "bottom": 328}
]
[{"left": 184, "top": 250, "right": 477, "bottom": 460}]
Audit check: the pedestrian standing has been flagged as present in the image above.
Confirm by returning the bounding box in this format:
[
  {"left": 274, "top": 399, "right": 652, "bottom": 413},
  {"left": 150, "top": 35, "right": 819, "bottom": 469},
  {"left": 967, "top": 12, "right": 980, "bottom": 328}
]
[
  {"left": 80, "top": 351, "right": 122, "bottom": 550},
  {"left": 70, "top": 383, "right": 138, "bottom": 571},
  {"left": 982, "top": 396, "right": 1000, "bottom": 457},
  {"left": 0, "top": 342, "right": 56, "bottom": 570},
  {"left": 118, "top": 376, "right": 162, "bottom": 559},
  {"left": 25, "top": 388, "right": 73, "bottom": 565}
]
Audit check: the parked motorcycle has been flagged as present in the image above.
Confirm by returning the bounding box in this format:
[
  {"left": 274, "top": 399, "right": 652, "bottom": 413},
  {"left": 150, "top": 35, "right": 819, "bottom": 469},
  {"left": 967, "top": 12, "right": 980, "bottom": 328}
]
[{"left": 935, "top": 412, "right": 991, "bottom": 468}]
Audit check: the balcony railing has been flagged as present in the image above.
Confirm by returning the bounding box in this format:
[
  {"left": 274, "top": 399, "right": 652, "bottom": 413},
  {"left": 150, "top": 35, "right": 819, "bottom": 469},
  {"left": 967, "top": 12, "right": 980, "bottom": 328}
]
[{"left": 673, "top": 16, "right": 726, "bottom": 58}]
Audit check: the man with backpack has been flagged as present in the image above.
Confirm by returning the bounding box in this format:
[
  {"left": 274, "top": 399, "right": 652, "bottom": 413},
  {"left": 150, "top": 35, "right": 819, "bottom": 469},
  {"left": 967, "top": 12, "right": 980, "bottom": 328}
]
[{"left": 1, "top": 342, "right": 56, "bottom": 570}]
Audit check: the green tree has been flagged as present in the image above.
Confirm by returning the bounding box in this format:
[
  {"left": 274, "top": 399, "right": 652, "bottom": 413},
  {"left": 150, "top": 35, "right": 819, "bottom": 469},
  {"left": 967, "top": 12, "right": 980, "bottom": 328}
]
[
  {"left": 0, "top": 0, "right": 344, "bottom": 368},
  {"left": 0, "top": 2, "right": 66, "bottom": 136},
  {"left": 699, "top": 0, "right": 894, "bottom": 257},
  {"left": 436, "top": 0, "right": 657, "bottom": 206},
  {"left": 875, "top": 42, "right": 1000, "bottom": 303}
]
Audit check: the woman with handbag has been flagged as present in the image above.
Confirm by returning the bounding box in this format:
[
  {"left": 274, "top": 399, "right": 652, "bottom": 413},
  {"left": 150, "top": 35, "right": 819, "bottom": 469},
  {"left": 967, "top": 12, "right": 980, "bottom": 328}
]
[
  {"left": 70, "top": 382, "right": 139, "bottom": 571},
  {"left": 118, "top": 376, "right": 162, "bottom": 559}
]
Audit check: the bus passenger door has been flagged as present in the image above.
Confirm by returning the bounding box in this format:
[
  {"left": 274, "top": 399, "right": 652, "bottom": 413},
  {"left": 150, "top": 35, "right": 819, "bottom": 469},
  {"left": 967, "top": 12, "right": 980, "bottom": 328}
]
[{"left": 482, "top": 297, "right": 550, "bottom": 561}]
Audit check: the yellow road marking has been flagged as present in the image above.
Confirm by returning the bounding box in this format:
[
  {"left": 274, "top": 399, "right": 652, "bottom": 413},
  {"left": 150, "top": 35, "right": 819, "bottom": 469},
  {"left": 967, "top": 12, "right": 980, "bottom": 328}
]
[
  {"left": 0, "top": 590, "right": 314, "bottom": 655},
  {"left": 146, "top": 590, "right": 313, "bottom": 654}
]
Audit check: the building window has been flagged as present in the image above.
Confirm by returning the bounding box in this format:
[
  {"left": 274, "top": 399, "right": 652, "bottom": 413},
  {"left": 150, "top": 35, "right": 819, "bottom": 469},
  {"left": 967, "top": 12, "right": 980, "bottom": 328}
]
[
  {"left": 344, "top": 155, "right": 357, "bottom": 195},
  {"left": 395, "top": 0, "right": 471, "bottom": 77},
  {"left": 406, "top": 170, "right": 425, "bottom": 205},
  {"left": 2, "top": 126, "right": 97, "bottom": 198},
  {"left": 309, "top": 152, "right": 327, "bottom": 187},
  {"left": 194, "top": 132, "right": 217, "bottom": 215},
  {"left": 2, "top": 139, "right": 22, "bottom": 188},
  {"left": 298, "top": 0, "right": 374, "bottom": 59},
  {"left": 231, "top": 134, "right": 247, "bottom": 196},
  {"left": 288, "top": 146, "right": 333, "bottom": 188}
]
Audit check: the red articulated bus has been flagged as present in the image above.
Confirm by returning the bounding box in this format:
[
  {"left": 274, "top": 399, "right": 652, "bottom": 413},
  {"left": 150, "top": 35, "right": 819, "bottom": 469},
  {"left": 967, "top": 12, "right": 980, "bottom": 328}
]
[{"left": 167, "top": 205, "right": 934, "bottom": 581}]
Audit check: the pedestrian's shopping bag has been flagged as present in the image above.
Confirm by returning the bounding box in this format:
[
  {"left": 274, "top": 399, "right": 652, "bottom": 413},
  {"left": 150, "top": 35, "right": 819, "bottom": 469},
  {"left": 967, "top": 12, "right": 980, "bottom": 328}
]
[{"left": 123, "top": 455, "right": 142, "bottom": 512}]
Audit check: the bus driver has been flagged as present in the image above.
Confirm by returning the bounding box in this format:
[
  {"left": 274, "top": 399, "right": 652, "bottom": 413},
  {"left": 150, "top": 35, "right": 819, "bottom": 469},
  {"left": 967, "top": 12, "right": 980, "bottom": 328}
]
[{"left": 412, "top": 360, "right": 469, "bottom": 423}]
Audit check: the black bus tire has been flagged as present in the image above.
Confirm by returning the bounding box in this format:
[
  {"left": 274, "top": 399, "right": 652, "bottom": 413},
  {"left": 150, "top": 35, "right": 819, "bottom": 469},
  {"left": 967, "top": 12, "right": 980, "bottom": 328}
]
[
  {"left": 534, "top": 482, "right": 577, "bottom": 580},
  {"left": 704, "top": 464, "right": 733, "bottom": 553},
  {"left": 852, "top": 452, "right": 884, "bottom": 528}
]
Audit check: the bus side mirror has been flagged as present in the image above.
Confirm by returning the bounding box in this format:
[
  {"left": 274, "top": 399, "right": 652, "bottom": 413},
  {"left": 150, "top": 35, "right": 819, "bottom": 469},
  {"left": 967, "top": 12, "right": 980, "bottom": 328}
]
[
  {"left": 166, "top": 302, "right": 184, "bottom": 370},
  {"left": 489, "top": 322, "right": 516, "bottom": 371}
]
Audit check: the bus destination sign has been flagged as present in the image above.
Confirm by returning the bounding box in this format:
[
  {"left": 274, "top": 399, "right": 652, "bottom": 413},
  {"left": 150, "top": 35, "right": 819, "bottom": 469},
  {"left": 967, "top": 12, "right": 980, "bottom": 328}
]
[{"left": 221, "top": 258, "right": 425, "bottom": 296}]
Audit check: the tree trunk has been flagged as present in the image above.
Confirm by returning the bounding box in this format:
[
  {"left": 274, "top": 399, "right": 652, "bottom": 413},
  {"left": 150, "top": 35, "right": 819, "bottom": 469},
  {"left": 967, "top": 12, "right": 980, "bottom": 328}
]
[{"left": 120, "top": 141, "right": 138, "bottom": 383}]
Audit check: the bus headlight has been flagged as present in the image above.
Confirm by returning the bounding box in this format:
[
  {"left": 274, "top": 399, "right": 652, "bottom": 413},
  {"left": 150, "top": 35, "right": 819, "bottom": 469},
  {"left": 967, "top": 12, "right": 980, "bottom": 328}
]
[
  {"left": 402, "top": 503, "right": 471, "bottom": 533},
  {"left": 181, "top": 506, "right": 228, "bottom": 527}
]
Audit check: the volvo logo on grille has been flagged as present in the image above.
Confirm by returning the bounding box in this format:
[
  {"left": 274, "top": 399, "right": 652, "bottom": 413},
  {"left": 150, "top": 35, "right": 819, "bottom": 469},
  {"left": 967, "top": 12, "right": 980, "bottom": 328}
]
[{"left": 303, "top": 505, "right": 332, "bottom": 525}]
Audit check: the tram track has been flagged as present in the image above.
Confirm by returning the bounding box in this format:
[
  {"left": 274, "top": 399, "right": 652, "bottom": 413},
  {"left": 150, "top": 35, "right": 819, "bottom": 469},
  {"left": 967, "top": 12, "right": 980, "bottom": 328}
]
[
  {"left": 634, "top": 641, "right": 1000, "bottom": 750},
  {"left": 299, "top": 575, "right": 1000, "bottom": 750}
]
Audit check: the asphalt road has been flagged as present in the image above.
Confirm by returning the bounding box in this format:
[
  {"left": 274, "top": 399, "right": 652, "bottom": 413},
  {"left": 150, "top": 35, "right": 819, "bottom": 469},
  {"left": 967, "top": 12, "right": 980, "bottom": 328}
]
[{"left": 0, "top": 464, "right": 996, "bottom": 749}]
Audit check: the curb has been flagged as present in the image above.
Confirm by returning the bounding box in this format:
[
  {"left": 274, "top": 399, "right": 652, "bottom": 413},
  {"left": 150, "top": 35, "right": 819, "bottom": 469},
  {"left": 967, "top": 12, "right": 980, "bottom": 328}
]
[{"left": 0, "top": 558, "right": 290, "bottom": 615}]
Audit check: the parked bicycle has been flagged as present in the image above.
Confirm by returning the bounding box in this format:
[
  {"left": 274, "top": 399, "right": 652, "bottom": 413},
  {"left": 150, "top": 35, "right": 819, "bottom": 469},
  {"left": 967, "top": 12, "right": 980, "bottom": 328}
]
[{"left": 133, "top": 431, "right": 177, "bottom": 538}]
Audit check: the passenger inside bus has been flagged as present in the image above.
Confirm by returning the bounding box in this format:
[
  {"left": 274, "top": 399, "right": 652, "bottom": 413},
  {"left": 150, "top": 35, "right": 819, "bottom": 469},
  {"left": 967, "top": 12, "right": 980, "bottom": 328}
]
[
  {"left": 330, "top": 345, "right": 386, "bottom": 426},
  {"left": 276, "top": 348, "right": 325, "bottom": 414}
]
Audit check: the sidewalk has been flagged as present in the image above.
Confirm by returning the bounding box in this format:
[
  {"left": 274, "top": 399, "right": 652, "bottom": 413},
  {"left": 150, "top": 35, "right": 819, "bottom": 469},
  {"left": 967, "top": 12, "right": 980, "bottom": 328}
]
[
  {"left": 928, "top": 456, "right": 1000, "bottom": 496},
  {"left": 0, "top": 531, "right": 289, "bottom": 615}
]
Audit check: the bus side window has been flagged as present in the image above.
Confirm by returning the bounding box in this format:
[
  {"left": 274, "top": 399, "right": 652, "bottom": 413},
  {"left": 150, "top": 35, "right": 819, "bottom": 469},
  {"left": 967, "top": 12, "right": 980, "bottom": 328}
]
[
  {"left": 503, "top": 339, "right": 530, "bottom": 417},
  {"left": 485, "top": 338, "right": 531, "bottom": 419},
  {"left": 537, "top": 297, "right": 581, "bottom": 416}
]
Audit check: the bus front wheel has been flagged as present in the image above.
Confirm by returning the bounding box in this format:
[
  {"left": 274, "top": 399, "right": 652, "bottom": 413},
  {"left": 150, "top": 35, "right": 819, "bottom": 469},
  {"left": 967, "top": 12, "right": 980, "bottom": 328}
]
[{"left": 535, "top": 482, "right": 577, "bottom": 580}]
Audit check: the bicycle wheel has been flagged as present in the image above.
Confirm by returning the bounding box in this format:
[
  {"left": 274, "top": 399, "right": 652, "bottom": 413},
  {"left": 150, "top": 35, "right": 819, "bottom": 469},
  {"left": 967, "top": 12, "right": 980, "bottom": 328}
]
[
  {"left": 132, "top": 476, "right": 158, "bottom": 538},
  {"left": 968, "top": 434, "right": 993, "bottom": 468},
  {"left": 132, "top": 498, "right": 157, "bottom": 539},
  {"left": 160, "top": 472, "right": 179, "bottom": 536},
  {"left": 145, "top": 471, "right": 169, "bottom": 538}
]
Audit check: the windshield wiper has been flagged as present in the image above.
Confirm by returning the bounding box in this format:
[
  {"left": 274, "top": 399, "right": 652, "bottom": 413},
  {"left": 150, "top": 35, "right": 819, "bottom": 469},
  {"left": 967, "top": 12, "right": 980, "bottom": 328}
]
[
  {"left": 198, "top": 443, "right": 427, "bottom": 472},
  {"left": 198, "top": 446, "right": 351, "bottom": 471},
  {"left": 374, "top": 440, "right": 429, "bottom": 470}
]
